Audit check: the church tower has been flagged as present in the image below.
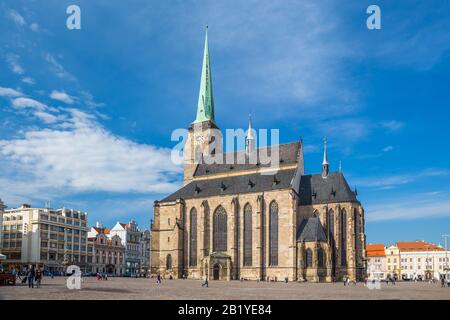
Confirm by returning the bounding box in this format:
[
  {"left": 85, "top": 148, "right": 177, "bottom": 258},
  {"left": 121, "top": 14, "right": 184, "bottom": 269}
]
[{"left": 184, "top": 27, "right": 222, "bottom": 185}]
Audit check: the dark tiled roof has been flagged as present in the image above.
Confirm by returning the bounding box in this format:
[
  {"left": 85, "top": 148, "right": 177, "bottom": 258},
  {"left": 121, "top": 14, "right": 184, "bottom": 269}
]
[
  {"left": 297, "top": 172, "right": 358, "bottom": 205},
  {"left": 194, "top": 142, "right": 300, "bottom": 177},
  {"left": 296, "top": 217, "right": 327, "bottom": 242},
  {"left": 160, "top": 168, "right": 297, "bottom": 202}
]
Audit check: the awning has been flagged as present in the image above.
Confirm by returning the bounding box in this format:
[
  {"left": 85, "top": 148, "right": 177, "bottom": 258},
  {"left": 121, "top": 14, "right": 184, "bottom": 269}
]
[{"left": 0, "top": 253, "right": 6, "bottom": 260}]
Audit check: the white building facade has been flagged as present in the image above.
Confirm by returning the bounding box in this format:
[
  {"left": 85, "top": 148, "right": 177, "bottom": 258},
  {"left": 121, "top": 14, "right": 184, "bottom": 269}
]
[
  {"left": 109, "top": 220, "right": 142, "bottom": 275},
  {"left": 140, "top": 229, "right": 151, "bottom": 276},
  {"left": 2, "top": 204, "right": 91, "bottom": 273},
  {"left": 0, "top": 199, "right": 5, "bottom": 258},
  {"left": 400, "top": 250, "right": 450, "bottom": 280},
  {"left": 88, "top": 225, "right": 125, "bottom": 276}
]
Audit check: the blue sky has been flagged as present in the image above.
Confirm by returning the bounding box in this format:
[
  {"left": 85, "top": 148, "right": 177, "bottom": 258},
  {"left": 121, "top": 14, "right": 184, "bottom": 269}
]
[{"left": 0, "top": 1, "right": 449, "bottom": 246}]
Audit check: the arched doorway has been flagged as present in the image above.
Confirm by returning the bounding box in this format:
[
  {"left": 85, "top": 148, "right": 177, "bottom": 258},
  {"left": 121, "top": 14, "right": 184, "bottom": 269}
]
[{"left": 213, "top": 264, "right": 220, "bottom": 280}]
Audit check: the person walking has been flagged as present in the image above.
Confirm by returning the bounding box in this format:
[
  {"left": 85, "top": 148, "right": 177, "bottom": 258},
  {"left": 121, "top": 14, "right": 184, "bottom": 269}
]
[
  {"left": 27, "top": 265, "right": 35, "bottom": 289},
  {"left": 35, "top": 268, "right": 42, "bottom": 288},
  {"left": 201, "top": 275, "right": 209, "bottom": 288},
  {"left": 441, "top": 277, "right": 445, "bottom": 288},
  {"left": 343, "top": 275, "right": 347, "bottom": 286},
  {"left": 156, "top": 272, "right": 162, "bottom": 284}
]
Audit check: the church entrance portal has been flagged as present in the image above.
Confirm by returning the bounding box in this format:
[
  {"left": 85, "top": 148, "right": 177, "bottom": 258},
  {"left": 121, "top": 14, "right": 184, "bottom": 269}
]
[
  {"left": 200, "top": 252, "right": 232, "bottom": 281},
  {"left": 213, "top": 264, "right": 220, "bottom": 280}
]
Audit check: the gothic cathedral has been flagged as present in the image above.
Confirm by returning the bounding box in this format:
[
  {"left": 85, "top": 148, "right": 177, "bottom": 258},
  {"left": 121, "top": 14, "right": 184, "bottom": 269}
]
[{"left": 151, "top": 29, "right": 366, "bottom": 282}]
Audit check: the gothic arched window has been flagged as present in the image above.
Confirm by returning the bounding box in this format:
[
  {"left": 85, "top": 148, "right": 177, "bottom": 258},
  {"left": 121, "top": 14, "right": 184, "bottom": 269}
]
[
  {"left": 269, "top": 201, "right": 279, "bottom": 266},
  {"left": 306, "top": 249, "right": 313, "bottom": 268},
  {"left": 166, "top": 254, "right": 172, "bottom": 270},
  {"left": 354, "top": 208, "right": 359, "bottom": 260},
  {"left": 243, "top": 203, "right": 252, "bottom": 266},
  {"left": 318, "top": 247, "right": 325, "bottom": 268},
  {"left": 213, "top": 206, "right": 227, "bottom": 252},
  {"left": 340, "top": 209, "right": 347, "bottom": 267},
  {"left": 189, "top": 208, "right": 197, "bottom": 266},
  {"left": 328, "top": 209, "right": 335, "bottom": 242}
]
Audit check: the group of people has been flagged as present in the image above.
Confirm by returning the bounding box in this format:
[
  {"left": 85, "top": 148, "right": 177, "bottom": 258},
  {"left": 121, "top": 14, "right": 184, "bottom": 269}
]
[
  {"left": 96, "top": 273, "right": 108, "bottom": 280},
  {"left": 343, "top": 275, "right": 356, "bottom": 286},
  {"left": 19, "top": 265, "right": 43, "bottom": 288}
]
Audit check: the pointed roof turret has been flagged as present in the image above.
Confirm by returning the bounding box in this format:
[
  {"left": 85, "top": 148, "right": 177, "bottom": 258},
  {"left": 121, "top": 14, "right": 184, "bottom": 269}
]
[
  {"left": 246, "top": 113, "right": 256, "bottom": 155},
  {"left": 194, "top": 26, "right": 216, "bottom": 124},
  {"left": 247, "top": 114, "right": 255, "bottom": 140},
  {"left": 322, "top": 137, "right": 328, "bottom": 166},
  {"left": 322, "top": 138, "right": 329, "bottom": 178}
]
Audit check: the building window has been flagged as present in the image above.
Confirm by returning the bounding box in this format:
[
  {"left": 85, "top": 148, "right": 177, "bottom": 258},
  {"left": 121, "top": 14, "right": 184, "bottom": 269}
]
[
  {"left": 166, "top": 254, "right": 172, "bottom": 271},
  {"left": 306, "top": 248, "right": 313, "bottom": 268},
  {"left": 340, "top": 209, "right": 347, "bottom": 267},
  {"left": 353, "top": 208, "right": 359, "bottom": 257},
  {"left": 318, "top": 247, "right": 325, "bottom": 268},
  {"left": 243, "top": 203, "right": 253, "bottom": 266},
  {"left": 269, "top": 201, "right": 278, "bottom": 266},
  {"left": 189, "top": 208, "right": 197, "bottom": 267},
  {"left": 213, "top": 206, "right": 227, "bottom": 252}
]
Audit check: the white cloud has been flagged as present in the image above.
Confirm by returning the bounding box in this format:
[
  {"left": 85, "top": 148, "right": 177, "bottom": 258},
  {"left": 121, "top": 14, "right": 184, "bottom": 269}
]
[
  {"left": 33, "top": 111, "right": 58, "bottom": 124},
  {"left": 21, "top": 77, "right": 35, "bottom": 85},
  {"left": 0, "top": 87, "right": 22, "bottom": 97},
  {"left": 12, "top": 97, "right": 48, "bottom": 111},
  {"left": 381, "top": 120, "right": 404, "bottom": 132},
  {"left": 351, "top": 168, "right": 449, "bottom": 189},
  {"left": 382, "top": 146, "right": 394, "bottom": 152},
  {"left": 30, "top": 23, "right": 39, "bottom": 32},
  {"left": 366, "top": 196, "right": 450, "bottom": 222},
  {"left": 50, "top": 90, "right": 74, "bottom": 104},
  {"left": 0, "top": 108, "right": 182, "bottom": 195},
  {"left": 43, "top": 53, "right": 76, "bottom": 81},
  {"left": 8, "top": 10, "right": 26, "bottom": 26},
  {"left": 6, "top": 54, "right": 25, "bottom": 75},
  {"left": 316, "top": 118, "right": 369, "bottom": 143}
]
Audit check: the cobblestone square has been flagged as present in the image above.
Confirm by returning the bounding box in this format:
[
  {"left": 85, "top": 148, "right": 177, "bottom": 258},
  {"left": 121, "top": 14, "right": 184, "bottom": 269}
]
[{"left": 1, "top": 277, "right": 449, "bottom": 300}]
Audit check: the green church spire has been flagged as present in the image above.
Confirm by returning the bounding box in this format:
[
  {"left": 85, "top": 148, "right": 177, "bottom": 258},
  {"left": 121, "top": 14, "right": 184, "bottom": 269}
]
[{"left": 194, "top": 26, "right": 215, "bottom": 124}]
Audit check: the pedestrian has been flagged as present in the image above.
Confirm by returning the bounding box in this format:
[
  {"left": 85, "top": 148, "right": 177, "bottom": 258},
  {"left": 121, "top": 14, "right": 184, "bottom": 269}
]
[
  {"left": 156, "top": 272, "right": 162, "bottom": 284},
  {"left": 201, "top": 275, "right": 209, "bottom": 288},
  {"left": 441, "top": 277, "right": 445, "bottom": 288},
  {"left": 343, "top": 275, "right": 347, "bottom": 286},
  {"left": 447, "top": 278, "right": 450, "bottom": 288},
  {"left": 35, "top": 268, "right": 42, "bottom": 288},
  {"left": 27, "top": 265, "right": 35, "bottom": 289}
]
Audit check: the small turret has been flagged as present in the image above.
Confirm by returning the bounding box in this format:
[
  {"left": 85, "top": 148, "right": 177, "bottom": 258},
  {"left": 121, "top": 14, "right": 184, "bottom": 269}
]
[
  {"left": 322, "top": 138, "right": 329, "bottom": 178},
  {"left": 245, "top": 114, "right": 256, "bottom": 156}
]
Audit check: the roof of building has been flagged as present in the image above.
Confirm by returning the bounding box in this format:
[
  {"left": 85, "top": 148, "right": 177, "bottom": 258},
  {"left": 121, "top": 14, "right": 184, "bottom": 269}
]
[
  {"left": 397, "top": 241, "right": 444, "bottom": 252},
  {"left": 93, "top": 227, "right": 110, "bottom": 235},
  {"left": 160, "top": 168, "right": 297, "bottom": 202},
  {"left": 296, "top": 217, "right": 327, "bottom": 242},
  {"left": 298, "top": 172, "right": 358, "bottom": 205},
  {"left": 194, "top": 142, "right": 301, "bottom": 177},
  {"left": 366, "top": 244, "right": 386, "bottom": 257}
]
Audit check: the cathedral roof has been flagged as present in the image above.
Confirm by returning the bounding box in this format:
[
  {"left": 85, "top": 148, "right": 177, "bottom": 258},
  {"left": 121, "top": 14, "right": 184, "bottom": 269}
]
[
  {"left": 194, "top": 141, "right": 301, "bottom": 177},
  {"left": 160, "top": 168, "right": 297, "bottom": 202},
  {"left": 296, "top": 217, "right": 327, "bottom": 242},
  {"left": 298, "top": 172, "right": 358, "bottom": 205}
]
